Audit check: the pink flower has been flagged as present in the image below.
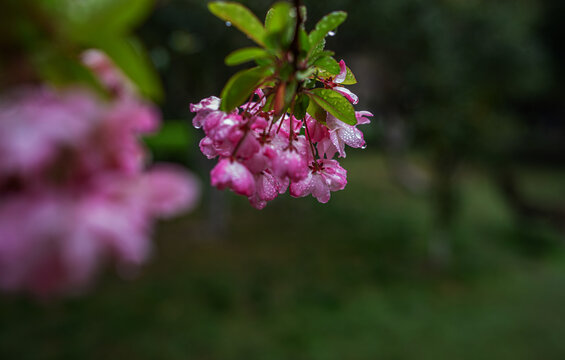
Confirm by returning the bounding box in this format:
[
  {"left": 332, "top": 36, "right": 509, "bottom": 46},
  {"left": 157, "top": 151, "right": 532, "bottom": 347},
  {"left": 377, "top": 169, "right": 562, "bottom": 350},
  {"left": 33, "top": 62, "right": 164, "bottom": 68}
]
[
  {"left": 323, "top": 111, "right": 372, "bottom": 158},
  {"left": 248, "top": 171, "right": 288, "bottom": 209},
  {"left": 243, "top": 145, "right": 277, "bottom": 174},
  {"left": 202, "top": 113, "right": 245, "bottom": 157},
  {"left": 356, "top": 110, "right": 373, "bottom": 125},
  {"left": 140, "top": 165, "right": 201, "bottom": 218},
  {"left": 271, "top": 148, "right": 309, "bottom": 182},
  {"left": 189, "top": 96, "right": 222, "bottom": 129},
  {"left": 0, "top": 87, "right": 99, "bottom": 176},
  {"left": 82, "top": 49, "right": 135, "bottom": 97},
  {"left": 235, "top": 132, "right": 261, "bottom": 160},
  {"left": 199, "top": 136, "right": 219, "bottom": 159},
  {"left": 191, "top": 57, "right": 369, "bottom": 209},
  {"left": 290, "top": 159, "right": 347, "bottom": 203},
  {"left": 0, "top": 194, "right": 67, "bottom": 295},
  {"left": 305, "top": 115, "right": 330, "bottom": 143},
  {"left": 0, "top": 84, "right": 200, "bottom": 297},
  {"left": 210, "top": 158, "right": 255, "bottom": 196}
]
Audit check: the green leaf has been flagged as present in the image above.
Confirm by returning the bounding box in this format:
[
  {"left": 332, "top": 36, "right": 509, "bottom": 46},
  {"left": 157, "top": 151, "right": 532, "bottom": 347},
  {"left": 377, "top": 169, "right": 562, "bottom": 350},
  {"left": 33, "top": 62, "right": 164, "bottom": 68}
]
[
  {"left": 308, "top": 50, "right": 334, "bottom": 66},
  {"left": 306, "top": 97, "right": 327, "bottom": 123},
  {"left": 209, "top": 1, "right": 266, "bottom": 47},
  {"left": 313, "top": 56, "right": 340, "bottom": 75},
  {"left": 90, "top": 36, "right": 163, "bottom": 100},
  {"left": 298, "top": 27, "right": 310, "bottom": 54},
  {"left": 265, "top": 2, "right": 291, "bottom": 34},
  {"left": 296, "top": 67, "right": 316, "bottom": 81},
  {"left": 309, "top": 38, "right": 326, "bottom": 60},
  {"left": 33, "top": 47, "right": 106, "bottom": 95},
  {"left": 308, "top": 11, "right": 347, "bottom": 51},
  {"left": 225, "top": 47, "right": 270, "bottom": 66},
  {"left": 264, "top": 2, "right": 294, "bottom": 51},
  {"left": 303, "top": 78, "right": 317, "bottom": 89},
  {"left": 60, "top": 0, "right": 154, "bottom": 39},
  {"left": 220, "top": 67, "right": 270, "bottom": 112},
  {"left": 293, "top": 93, "right": 310, "bottom": 120},
  {"left": 341, "top": 65, "right": 357, "bottom": 85},
  {"left": 307, "top": 88, "right": 356, "bottom": 125}
]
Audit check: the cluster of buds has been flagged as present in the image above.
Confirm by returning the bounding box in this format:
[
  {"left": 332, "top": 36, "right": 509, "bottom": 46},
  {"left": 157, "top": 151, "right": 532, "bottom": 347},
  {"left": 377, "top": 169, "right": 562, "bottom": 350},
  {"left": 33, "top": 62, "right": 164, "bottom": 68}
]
[
  {"left": 193, "top": 2, "right": 372, "bottom": 208},
  {"left": 0, "top": 51, "right": 199, "bottom": 296},
  {"left": 191, "top": 60, "right": 371, "bottom": 209}
]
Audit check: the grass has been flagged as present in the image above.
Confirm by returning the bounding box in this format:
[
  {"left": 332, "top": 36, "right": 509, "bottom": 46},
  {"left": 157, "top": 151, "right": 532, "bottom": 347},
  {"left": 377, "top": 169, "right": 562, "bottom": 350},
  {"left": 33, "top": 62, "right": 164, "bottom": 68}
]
[{"left": 1, "top": 153, "right": 564, "bottom": 359}]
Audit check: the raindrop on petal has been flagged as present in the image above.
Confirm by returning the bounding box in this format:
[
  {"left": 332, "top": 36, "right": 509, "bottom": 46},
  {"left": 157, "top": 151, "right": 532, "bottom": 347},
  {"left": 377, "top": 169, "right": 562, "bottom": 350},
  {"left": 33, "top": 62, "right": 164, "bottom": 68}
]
[{"left": 361, "top": 144, "right": 367, "bottom": 149}]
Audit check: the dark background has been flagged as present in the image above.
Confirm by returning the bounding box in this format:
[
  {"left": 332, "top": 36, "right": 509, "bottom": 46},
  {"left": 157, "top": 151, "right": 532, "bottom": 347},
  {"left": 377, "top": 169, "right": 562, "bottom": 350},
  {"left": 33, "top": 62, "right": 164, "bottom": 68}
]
[{"left": 2, "top": 0, "right": 565, "bottom": 358}]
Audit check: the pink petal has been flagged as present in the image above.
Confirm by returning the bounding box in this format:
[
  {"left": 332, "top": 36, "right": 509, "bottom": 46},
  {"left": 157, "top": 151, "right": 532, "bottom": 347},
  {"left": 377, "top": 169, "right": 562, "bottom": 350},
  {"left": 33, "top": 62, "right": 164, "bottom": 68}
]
[
  {"left": 356, "top": 111, "right": 373, "bottom": 125},
  {"left": 271, "top": 149, "right": 309, "bottom": 182},
  {"left": 311, "top": 174, "right": 331, "bottom": 203},
  {"left": 334, "top": 87, "right": 359, "bottom": 105},
  {"left": 190, "top": 96, "right": 221, "bottom": 129},
  {"left": 142, "top": 165, "right": 201, "bottom": 218},
  {"left": 335, "top": 60, "right": 348, "bottom": 84},
  {"left": 199, "top": 136, "right": 219, "bottom": 159},
  {"left": 211, "top": 158, "right": 255, "bottom": 196}
]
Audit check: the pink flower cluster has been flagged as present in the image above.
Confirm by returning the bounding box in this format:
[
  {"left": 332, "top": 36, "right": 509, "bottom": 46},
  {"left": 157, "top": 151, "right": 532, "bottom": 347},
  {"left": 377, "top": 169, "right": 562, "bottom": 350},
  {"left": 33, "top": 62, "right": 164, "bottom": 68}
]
[
  {"left": 191, "top": 61, "right": 371, "bottom": 209},
  {"left": 0, "top": 51, "right": 199, "bottom": 297}
]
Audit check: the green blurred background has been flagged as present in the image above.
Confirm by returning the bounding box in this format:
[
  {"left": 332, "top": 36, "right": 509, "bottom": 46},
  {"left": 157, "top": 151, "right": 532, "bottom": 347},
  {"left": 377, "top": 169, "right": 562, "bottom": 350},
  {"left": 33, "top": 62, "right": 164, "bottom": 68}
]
[{"left": 2, "top": 0, "right": 565, "bottom": 358}]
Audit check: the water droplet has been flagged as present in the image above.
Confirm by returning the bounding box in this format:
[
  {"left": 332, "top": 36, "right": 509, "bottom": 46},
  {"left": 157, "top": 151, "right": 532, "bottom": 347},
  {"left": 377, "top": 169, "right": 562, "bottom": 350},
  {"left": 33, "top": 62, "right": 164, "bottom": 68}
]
[
  {"left": 225, "top": 21, "right": 232, "bottom": 27},
  {"left": 361, "top": 144, "right": 367, "bottom": 149},
  {"left": 328, "top": 31, "right": 336, "bottom": 37}
]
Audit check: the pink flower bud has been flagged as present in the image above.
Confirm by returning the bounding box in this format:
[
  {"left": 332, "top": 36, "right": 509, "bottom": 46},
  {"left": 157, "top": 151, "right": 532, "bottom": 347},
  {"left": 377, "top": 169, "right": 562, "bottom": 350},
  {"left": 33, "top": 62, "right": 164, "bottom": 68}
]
[{"left": 210, "top": 158, "right": 255, "bottom": 196}]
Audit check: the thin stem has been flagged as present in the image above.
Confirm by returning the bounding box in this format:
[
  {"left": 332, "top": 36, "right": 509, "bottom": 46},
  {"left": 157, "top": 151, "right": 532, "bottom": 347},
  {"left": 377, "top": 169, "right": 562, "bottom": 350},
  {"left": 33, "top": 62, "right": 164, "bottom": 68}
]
[
  {"left": 276, "top": 112, "right": 286, "bottom": 134},
  {"left": 248, "top": 90, "right": 267, "bottom": 114},
  {"left": 231, "top": 127, "right": 249, "bottom": 159},
  {"left": 289, "top": 100, "right": 296, "bottom": 148},
  {"left": 267, "top": 117, "right": 275, "bottom": 135},
  {"left": 304, "top": 120, "right": 319, "bottom": 160},
  {"left": 244, "top": 90, "right": 258, "bottom": 112}
]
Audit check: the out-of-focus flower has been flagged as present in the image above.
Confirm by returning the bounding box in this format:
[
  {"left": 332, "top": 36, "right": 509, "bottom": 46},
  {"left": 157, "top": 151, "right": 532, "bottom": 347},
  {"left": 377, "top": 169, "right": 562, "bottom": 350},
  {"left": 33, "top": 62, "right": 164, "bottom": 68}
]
[{"left": 0, "top": 52, "right": 200, "bottom": 297}]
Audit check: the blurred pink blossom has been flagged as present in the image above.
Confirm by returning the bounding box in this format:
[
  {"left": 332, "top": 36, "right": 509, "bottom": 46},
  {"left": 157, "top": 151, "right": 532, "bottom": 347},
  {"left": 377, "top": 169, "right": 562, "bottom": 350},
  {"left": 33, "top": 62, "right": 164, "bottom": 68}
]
[{"left": 0, "top": 52, "right": 200, "bottom": 297}]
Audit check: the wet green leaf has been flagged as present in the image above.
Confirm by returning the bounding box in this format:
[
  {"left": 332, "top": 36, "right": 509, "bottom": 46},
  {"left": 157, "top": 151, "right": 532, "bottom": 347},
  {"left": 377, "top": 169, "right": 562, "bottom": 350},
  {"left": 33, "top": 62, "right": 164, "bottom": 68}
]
[
  {"left": 220, "top": 67, "right": 270, "bottom": 112},
  {"left": 264, "top": 2, "right": 294, "bottom": 51},
  {"left": 62, "top": 0, "right": 153, "bottom": 38},
  {"left": 308, "top": 11, "right": 347, "bottom": 51},
  {"left": 306, "top": 96, "right": 327, "bottom": 123},
  {"left": 225, "top": 47, "right": 270, "bottom": 66},
  {"left": 265, "top": 2, "right": 291, "bottom": 34},
  {"left": 33, "top": 48, "right": 106, "bottom": 95},
  {"left": 313, "top": 56, "right": 340, "bottom": 75},
  {"left": 293, "top": 93, "right": 310, "bottom": 120},
  {"left": 209, "top": 2, "right": 266, "bottom": 47},
  {"left": 298, "top": 27, "right": 310, "bottom": 54},
  {"left": 341, "top": 65, "right": 357, "bottom": 85},
  {"left": 307, "top": 88, "right": 356, "bottom": 125}
]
